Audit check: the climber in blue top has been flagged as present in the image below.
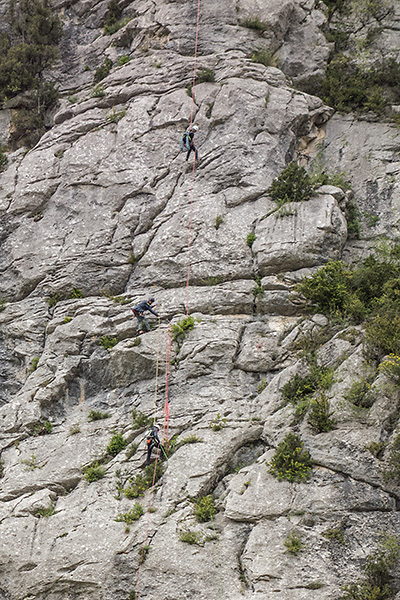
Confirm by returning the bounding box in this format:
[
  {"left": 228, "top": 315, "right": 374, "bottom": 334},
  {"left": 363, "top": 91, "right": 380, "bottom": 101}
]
[
  {"left": 132, "top": 297, "right": 159, "bottom": 334},
  {"left": 180, "top": 124, "right": 199, "bottom": 161}
]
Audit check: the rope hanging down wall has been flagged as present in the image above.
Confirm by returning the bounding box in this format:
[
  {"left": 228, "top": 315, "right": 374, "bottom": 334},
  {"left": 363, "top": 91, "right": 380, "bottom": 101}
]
[{"left": 134, "top": 1, "right": 202, "bottom": 597}]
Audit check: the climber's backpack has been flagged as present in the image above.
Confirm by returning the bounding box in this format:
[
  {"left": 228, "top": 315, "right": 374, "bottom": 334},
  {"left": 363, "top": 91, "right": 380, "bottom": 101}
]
[{"left": 180, "top": 132, "right": 191, "bottom": 151}]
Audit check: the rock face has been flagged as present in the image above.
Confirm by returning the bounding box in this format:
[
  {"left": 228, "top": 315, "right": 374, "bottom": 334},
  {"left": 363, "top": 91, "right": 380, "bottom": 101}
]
[
  {"left": 253, "top": 192, "right": 348, "bottom": 275},
  {"left": 0, "top": 1, "right": 400, "bottom": 599}
]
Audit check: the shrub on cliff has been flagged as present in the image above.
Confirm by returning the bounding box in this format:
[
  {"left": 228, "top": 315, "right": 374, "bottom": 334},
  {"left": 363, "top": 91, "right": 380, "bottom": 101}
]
[
  {"left": 268, "top": 162, "right": 314, "bottom": 206},
  {"left": 268, "top": 433, "right": 312, "bottom": 482}
]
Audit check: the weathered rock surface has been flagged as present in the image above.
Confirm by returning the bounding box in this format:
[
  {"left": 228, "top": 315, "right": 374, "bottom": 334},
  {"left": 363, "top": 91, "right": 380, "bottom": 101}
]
[{"left": 0, "top": 0, "right": 400, "bottom": 599}]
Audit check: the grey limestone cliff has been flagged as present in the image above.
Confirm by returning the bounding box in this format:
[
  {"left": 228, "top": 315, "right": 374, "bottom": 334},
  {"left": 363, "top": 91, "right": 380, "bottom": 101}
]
[{"left": 0, "top": 0, "right": 400, "bottom": 599}]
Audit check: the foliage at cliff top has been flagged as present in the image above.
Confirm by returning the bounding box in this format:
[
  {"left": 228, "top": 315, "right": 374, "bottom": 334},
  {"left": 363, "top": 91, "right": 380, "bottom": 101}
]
[{"left": 0, "top": 0, "right": 62, "bottom": 104}]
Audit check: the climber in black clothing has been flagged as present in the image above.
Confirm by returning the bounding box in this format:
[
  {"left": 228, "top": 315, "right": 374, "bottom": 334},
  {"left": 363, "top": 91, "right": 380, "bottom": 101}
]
[
  {"left": 132, "top": 297, "right": 159, "bottom": 334},
  {"left": 145, "top": 424, "right": 165, "bottom": 465},
  {"left": 181, "top": 125, "right": 199, "bottom": 161}
]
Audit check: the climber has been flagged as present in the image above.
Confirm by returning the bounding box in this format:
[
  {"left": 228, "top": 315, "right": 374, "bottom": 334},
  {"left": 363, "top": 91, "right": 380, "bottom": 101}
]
[
  {"left": 145, "top": 423, "right": 165, "bottom": 465},
  {"left": 181, "top": 124, "right": 199, "bottom": 161},
  {"left": 132, "top": 297, "right": 159, "bottom": 334}
]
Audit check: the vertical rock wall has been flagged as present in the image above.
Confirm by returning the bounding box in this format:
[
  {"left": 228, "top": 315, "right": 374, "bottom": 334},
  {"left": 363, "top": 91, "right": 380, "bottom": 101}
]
[{"left": 0, "top": 1, "right": 399, "bottom": 599}]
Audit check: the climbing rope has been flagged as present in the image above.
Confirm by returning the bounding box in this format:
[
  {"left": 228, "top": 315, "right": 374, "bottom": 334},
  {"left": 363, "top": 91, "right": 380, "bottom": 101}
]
[
  {"left": 134, "top": 0, "right": 202, "bottom": 595},
  {"left": 185, "top": 0, "right": 201, "bottom": 316},
  {"left": 189, "top": 0, "right": 201, "bottom": 129}
]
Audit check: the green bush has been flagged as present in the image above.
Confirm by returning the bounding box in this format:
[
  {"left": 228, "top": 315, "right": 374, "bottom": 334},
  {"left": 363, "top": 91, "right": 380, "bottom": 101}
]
[
  {"left": 179, "top": 530, "right": 203, "bottom": 545},
  {"left": 365, "top": 306, "right": 400, "bottom": 357},
  {"left": 242, "top": 17, "right": 268, "bottom": 31},
  {"left": 124, "top": 462, "right": 165, "bottom": 498},
  {"left": 257, "top": 379, "right": 267, "bottom": 394},
  {"left": 296, "top": 260, "right": 354, "bottom": 317},
  {"left": 282, "top": 364, "right": 334, "bottom": 406},
  {"left": 196, "top": 68, "right": 215, "bottom": 83},
  {"left": 194, "top": 495, "right": 216, "bottom": 522},
  {"left": 214, "top": 215, "right": 223, "bottom": 230},
  {"left": 115, "top": 502, "right": 144, "bottom": 524},
  {"left": 284, "top": 531, "right": 304, "bottom": 555},
  {"left": 341, "top": 534, "right": 399, "bottom": 600},
  {"left": 310, "top": 165, "right": 351, "bottom": 191},
  {"left": 103, "top": 0, "right": 122, "bottom": 29},
  {"left": 307, "top": 394, "right": 336, "bottom": 432},
  {"left": 268, "top": 433, "right": 312, "bottom": 483},
  {"left": 345, "top": 200, "right": 361, "bottom": 239},
  {"left": 251, "top": 48, "right": 276, "bottom": 67},
  {"left": 366, "top": 441, "right": 385, "bottom": 459},
  {"left": 118, "top": 54, "right": 130, "bottom": 66},
  {"left": 35, "top": 503, "right": 56, "bottom": 518},
  {"left": 99, "top": 335, "right": 118, "bottom": 350},
  {"left": 30, "top": 420, "right": 53, "bottom": 436},
  {"left": 351, "top": 255, "right": 399, "bottom": 309},
  {"left": 378, "top": 354, "right": 400, "bottom": 385},
  {"left": 107, "top": 108, "right": 126, "bottom": 123},
  {"left": 104, "top": 17, "right": 131, "bottom": 35},
  {"left": 323, "top": 528, "right": 345, "bottom": 544},
  {"left": 94, "top": 57, "right": 113, "bottom": 83},
  {"left": 83, "top": 462, "right": 106, "bottom": 483},
  {"left": 296, "top": 243, "right": 400, "bottom": 329},
  {"left": 90, "top": 84, "right": 106, "bottom": 98},
  {"left": 29, "top": 357, "right": 39, "bottom": 373},
  {"left": 70, "top": 287, "right": 83, "bottom": 298},
  {"left": 21, "top": 454, "right": 40, "bottom": 471},
  {"left": 171, "top": 315, "right": 195, "bottom": 345},
  {"left": 318, "top": 54, "right": 400, "bottom": 117},
  {"left": 102, "top": 0, "right": 131, "bottom": 35},
  {"left": 175, "top": 434, "right": 203, "bottom": 450},
  {"left": 268, "top": 162, "right": 314, "bottom": 206},
  {"left": 253, "top": 276, "right": 264, "bottom": 297},
  {"left": 282, "top": 373, "right": 315, "bottom": 404},
  {"left": 345, "top": 377, "right": 375, "bottom": 408},
  {"left": 107, "top": 433, "right": 127, "bottom": 456},
  {"left": 209, "top": 413, "right": 227, "bottom": 431},
  {"left": 69, "top": 423, "right": 80, "bottom": 435},
  {"left": 246, "top": 232, "right": 256, "bottom": 247},
  {"left": 138, "top": 544, "right": 150, "bottom": 561},
  {"left": 10, "top": 109, "right": 46, "bottom": 148},
  {"left": 0, "top": 2, "right": 62, "bottom": 146},
  {"left": 88, "top": 409, "right": 111, "bottom": 421}
]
